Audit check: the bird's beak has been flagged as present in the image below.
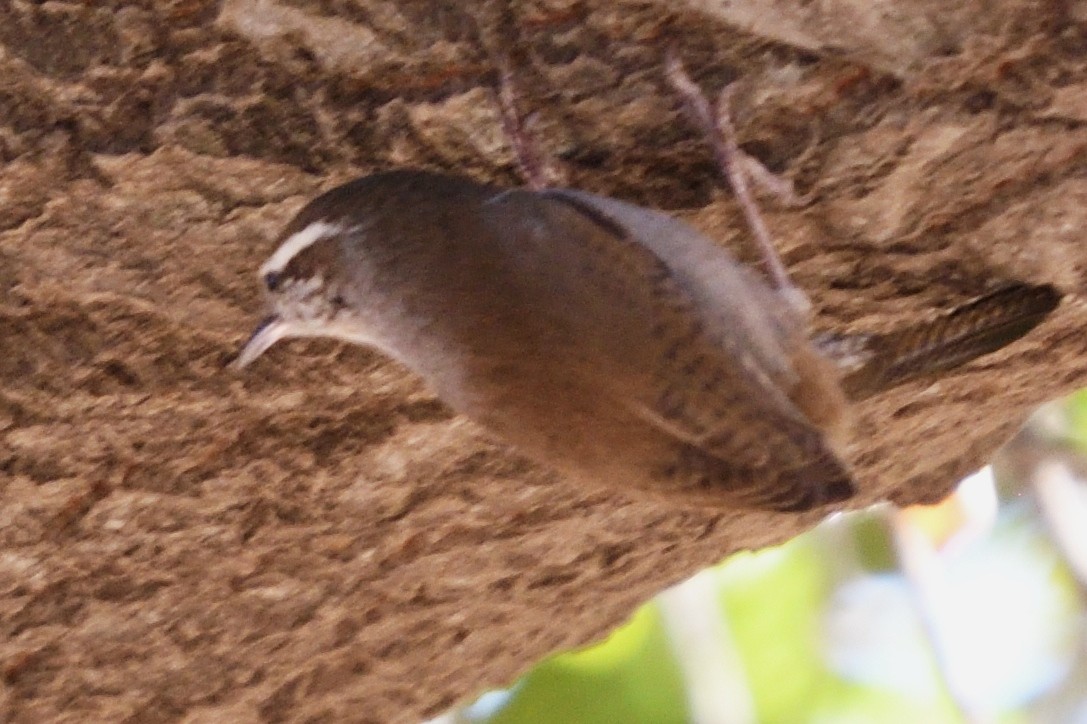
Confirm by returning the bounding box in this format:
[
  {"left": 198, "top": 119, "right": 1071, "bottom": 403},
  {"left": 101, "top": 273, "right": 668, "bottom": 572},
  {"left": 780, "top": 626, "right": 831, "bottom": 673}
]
[{"left": 233, "top": 314, "right": 289, "bottom": 369}]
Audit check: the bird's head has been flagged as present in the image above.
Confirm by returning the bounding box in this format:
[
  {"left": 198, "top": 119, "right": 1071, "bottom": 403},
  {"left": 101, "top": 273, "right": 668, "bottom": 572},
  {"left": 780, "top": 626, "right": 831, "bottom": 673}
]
[{"left": 234, "top": 218, "right": 361, "bottom": 369}]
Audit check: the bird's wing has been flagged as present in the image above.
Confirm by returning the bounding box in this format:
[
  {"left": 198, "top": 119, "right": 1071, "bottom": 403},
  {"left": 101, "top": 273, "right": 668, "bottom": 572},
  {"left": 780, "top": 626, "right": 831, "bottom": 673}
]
[{"left": 482, "top": 188, "right": 854, "bottom": 511}]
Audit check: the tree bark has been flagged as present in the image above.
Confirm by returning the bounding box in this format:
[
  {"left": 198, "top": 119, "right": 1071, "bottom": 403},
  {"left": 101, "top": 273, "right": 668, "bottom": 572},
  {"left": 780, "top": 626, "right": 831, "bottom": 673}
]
[{"left": 2, "top": 0, "right": 1085, "bottom": 721}]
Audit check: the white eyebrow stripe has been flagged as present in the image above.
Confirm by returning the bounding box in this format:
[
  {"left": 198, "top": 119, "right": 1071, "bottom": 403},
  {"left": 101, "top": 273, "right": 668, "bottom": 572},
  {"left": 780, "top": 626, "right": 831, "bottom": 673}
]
[{"left": 260, "top": 220, "right": 344, "bottom": 277}]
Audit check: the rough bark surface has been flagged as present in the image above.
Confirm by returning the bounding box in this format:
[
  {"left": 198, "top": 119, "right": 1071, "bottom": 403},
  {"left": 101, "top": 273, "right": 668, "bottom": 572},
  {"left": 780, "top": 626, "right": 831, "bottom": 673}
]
[{"left": 2, "top": 0, "right": 1086, "bottom": 721}]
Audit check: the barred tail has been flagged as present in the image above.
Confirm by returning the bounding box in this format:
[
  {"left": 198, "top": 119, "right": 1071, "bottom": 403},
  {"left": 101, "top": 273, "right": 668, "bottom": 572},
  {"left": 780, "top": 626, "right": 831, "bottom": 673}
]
[{"left": 826, "top": 283, "right": 1060, "bottom": 401}]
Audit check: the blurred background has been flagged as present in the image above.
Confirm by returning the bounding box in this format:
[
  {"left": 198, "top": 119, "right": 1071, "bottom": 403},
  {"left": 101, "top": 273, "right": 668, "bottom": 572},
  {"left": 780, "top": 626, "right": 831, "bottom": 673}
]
[{"left": 437, "top": 390, "right": 1087, "bottom": 724}]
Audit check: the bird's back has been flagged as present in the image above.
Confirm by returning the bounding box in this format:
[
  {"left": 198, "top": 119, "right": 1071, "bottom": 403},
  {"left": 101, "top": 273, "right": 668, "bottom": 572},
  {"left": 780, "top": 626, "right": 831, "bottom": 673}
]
[{"left": 466, "top": 187, "right": 853, "bottom": 511}]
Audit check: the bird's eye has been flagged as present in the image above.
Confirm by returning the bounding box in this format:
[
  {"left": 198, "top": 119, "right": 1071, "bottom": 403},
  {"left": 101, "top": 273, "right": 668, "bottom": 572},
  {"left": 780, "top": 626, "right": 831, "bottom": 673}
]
[{"left": 264, "top": 271, "right": 281, "bottom": 291}]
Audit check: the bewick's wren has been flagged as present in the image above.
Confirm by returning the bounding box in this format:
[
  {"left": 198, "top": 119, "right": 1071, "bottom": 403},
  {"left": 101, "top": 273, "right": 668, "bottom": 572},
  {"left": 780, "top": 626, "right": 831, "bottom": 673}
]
[
  {"left": 235, "top": 55, "right": 1058, "bottom": 512},
  {"left": 233, "top": 168, "right": 1058, "bottom": 512}
]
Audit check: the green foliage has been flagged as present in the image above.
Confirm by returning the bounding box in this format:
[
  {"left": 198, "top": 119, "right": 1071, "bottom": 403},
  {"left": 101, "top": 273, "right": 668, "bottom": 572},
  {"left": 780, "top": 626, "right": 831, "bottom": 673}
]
[
  {"left": 483, "top": 604, "right": 689, "bottom": 724},
  {"left": 716, "top": 542, "right": 830, "bottom": 721},
  {"left": 1065, "top": 389, "right": 1087, "bottom": 452},
  {"left": 715, "top": 538, "right": 962, "bottom": 723}
]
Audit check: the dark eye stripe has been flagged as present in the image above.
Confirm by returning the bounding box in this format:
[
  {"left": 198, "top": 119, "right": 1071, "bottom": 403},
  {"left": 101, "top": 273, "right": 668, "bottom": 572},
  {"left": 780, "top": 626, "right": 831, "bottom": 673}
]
[{"left": 264, "top": 271, "right": 281, "bottom": 291}]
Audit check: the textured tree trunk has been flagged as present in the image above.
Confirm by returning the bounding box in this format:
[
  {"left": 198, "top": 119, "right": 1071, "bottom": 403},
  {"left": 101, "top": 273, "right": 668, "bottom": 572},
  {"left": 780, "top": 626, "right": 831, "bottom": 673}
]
[{"left": 2, "top": 0, "right": 1085, "bottom": 721}]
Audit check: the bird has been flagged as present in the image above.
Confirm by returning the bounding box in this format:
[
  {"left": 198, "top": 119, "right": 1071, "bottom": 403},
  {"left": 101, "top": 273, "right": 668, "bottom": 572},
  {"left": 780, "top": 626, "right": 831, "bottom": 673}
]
[{"left": 233, "top": 167, "right": 1059, "bottom": 513}]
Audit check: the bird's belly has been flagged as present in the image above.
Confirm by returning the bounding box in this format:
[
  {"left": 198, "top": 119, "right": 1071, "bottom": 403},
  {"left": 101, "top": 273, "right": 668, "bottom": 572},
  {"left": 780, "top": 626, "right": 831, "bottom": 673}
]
[{"left": 444, "top": 372, "right": 668, "bottom": 492}]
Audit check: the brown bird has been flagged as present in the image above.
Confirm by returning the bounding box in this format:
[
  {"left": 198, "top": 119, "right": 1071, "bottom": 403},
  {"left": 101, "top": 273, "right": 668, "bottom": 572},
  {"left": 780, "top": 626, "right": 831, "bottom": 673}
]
[
  {"left": 235, "top": 56, "right": 1057, "bottom": 513},
  {"left": 233, "top": 168, "right": 1058, "bottom": 512}
]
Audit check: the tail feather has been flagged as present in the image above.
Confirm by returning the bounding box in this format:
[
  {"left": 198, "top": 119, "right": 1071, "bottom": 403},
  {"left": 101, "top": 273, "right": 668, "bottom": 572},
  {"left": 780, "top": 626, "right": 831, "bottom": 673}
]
[{"left": 829, "top": 283, "right": 1060, "bottom": 400}]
